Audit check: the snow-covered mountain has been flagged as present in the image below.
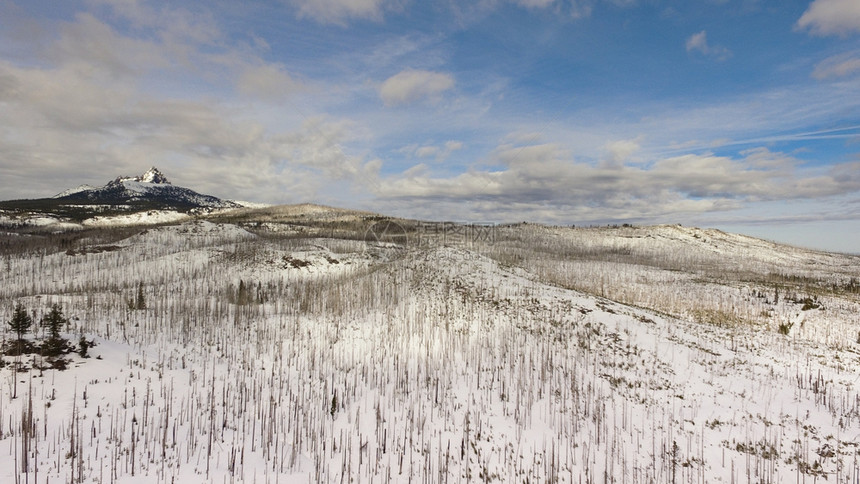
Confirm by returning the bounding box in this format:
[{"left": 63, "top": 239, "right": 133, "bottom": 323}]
[
  {"left": 54, "top": 167, "right": 239, "bottom": 210},
  {"left": 0, "top": 167, "right": 245, "bottom": 228}
]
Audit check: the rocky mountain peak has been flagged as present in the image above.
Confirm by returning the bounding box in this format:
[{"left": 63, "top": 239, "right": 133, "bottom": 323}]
[{"left": 138, "top": 167, "right": 171, "bottom": 184}]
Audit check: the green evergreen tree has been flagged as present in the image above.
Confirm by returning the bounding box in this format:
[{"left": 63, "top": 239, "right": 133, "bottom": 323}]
[
  {"left": 237, "top": 280, "right": 248, "bottom": 305},
  {"left": 8, "top": 302, "right": 32, "bottom": 342},
  {"left": 41, "top": 303, "right": 69, "bottom": 356},
  {"left": 136, "top": 282, "right": 146, "bottom": 310}
]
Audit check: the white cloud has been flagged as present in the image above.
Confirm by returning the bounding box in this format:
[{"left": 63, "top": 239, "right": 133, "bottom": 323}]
[
  {"left": 237, "top": 63, "right": 304, "bottom": 102},
  {"left": 379, "top": 69, "right": 455, "bottom": 106},
  {"left": 403, "top": 140, "right": 464, "bottom": 161},
  {"left": 685, "top": 31, "right": 707, "bottom": 51},
  {"left": 511, "top": 0, "right": 558, "bottom": 8},
  {"left": 89, "top": 0, "right": 222, "bottom": 46},
  {"left": 812, "top": 51, "right": 860, "bottom": 79},
  {"left": 605, "top": 0, "right": 637, "bottom": 6},
  {"left": 568, "top": 1, "right": 594, "bottom": 19},
  {"left": 685, "top": 30, "right": 732, "bottom": 61},
  {"left": 287, "top": 0, "right": 396, "bottom": 24},
  {"left": 509, "top": 0, "right": 594, "bottom": 18},
  {"left": 503, "top": 131, "right": 545, "bottom": 144},
  {"left": 364, "top": 35, "right": 433, "bottom": 68},
  {"left": 415, "top": 146, "right": 440, "bottom": 158},
  {"left": 797, "top": 0, "right": 860, "bottom": 36},
  {"left": 48, "top": 13, "right": 168, "bottom": 78},
  {"left": 445, "top": 140, "right": 464, "bottom": 152},
  {"left": 371, "top": 143, "right": 860, "bottom": 224},
  {"left": 604, "top": 138, "right": 641, "bottom": 166},
  {"left": 277, "top": 116, "right": 368, "bottom": 180}
]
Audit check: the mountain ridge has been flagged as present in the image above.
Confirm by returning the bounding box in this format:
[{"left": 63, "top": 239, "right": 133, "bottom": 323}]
[
  {"left": 0, "top": 167, "right": 241, "bottom": 224},
  {"left": 53, "top": 166, "right": 237, "bottom": 209}
]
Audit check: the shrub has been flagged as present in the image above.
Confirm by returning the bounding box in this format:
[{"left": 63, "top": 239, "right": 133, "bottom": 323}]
[{"left": 78, "top": 335, "right": 95, "bottom": 358}]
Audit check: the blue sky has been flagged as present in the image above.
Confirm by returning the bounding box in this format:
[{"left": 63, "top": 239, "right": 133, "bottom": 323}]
[{"left": 2, "top": 0, "right": 860, "bottom": 252}]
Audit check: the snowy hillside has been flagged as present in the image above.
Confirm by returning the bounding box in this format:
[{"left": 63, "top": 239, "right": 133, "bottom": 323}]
[
  {"left": 2, "top": 218, "right": 860, "bottom": 482},
  {"left": 53, "top": 185, "right": 97, "bottom": 199},
  {"left": 483, "top": 223, "right": 860, "bottom": 349}
]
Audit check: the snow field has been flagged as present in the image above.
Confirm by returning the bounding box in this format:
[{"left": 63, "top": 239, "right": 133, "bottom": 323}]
[{"left": 1, "top": 221, "right": 860, "bottom": 482}]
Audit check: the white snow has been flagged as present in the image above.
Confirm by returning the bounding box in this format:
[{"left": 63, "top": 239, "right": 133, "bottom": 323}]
[
  {"left": 0, "top": 213, "right": 83, "bottom": 231},
  {"left": 138, "top": 167, "right": 169, "bottom": 184},
  {"left": 81, "top": 210, "right": 190, "bottom": 227},
  {"left": 120, "top": 180, "right": 158, "bottom": 194},
  {"left": 230, "top": 200, "right": 273, "bottom": 209},
  {"left": 53, "top": 184, "right": 96, "bottom": 198},
  {"left": 2, "top": 220, "right": 860, "bottom": 482}
]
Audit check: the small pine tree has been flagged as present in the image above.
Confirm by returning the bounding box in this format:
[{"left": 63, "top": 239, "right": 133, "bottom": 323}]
[
  {"left": 136, "top": 282, "right": 146, "bottom": 310},
  {"left": 9, "top": 302, "right": 32, "bottom": 342},
  {"left": 237, "top": 280, "right": 249, "bottom": 305},
  {"left": 671, "top": 440, "right": 679, "bottom": 484},
  {"left": 41, "top": 304, "right": 69, "bottom": 356},
  {"left": 42, "top": 304, "right": 65, "bottom": 339}
]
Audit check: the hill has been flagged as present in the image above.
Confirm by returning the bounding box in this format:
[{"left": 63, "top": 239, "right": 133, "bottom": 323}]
[{"left": 2, "top": 213, "right": 860, "bottom": 482}]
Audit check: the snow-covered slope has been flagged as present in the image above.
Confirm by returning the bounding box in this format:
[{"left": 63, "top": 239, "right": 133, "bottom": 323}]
[
  {"left": 81, "top": 209, "right": 190, "bottom": 227},
  {"left": 3, "top": 219, "right": 860, "bottom": 482},
  {"left": 53, "top": 184, "right": 96, "bottom": 198},
  {"left": 229, "top": 200, "right": 273, "bottom": 209},
  {"left": 483, "top": 223, "right": 860, "bottom": 348}
]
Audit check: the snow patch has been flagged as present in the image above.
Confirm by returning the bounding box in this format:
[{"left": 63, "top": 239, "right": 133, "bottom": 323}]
[
  {"left": 82, "top": 210, "right": 190, "bottom": 227},
  {"left": 53, "top": 184, "right": 96, "bottom": 198}
]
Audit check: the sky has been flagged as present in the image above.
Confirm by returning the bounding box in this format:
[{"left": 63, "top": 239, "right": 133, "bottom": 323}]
[{"left": 1, "top": 0, "right": 860, "bottom": 252}]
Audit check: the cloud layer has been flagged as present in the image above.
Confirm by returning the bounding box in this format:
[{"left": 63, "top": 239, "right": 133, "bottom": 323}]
[
  {"left": 372, "top": 143, "right": 860, "bottom": 224},
  {"left": 288, "top": 0, "right": 397, "bottom": 24},
  {"left": 797, "top": 0, "right": 860, "bottom": 36},
  {"left": 379, "top": 69, "right": 455, "bottom": 106},
  {"left": 812, "top": 51, "right": 860, "bottom": 79},
  {"left": 1, "top": 0, "right": 860, "bottom": 251},
  {"left": 685, "top": 30, "right": 732, "bottom": 61}
]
